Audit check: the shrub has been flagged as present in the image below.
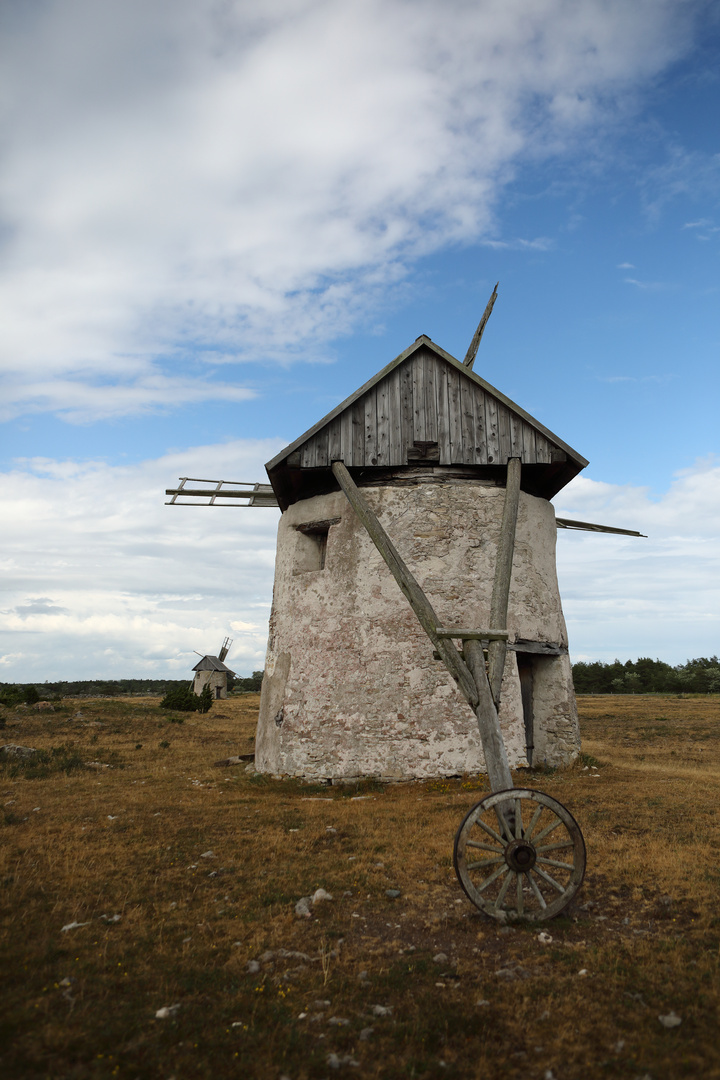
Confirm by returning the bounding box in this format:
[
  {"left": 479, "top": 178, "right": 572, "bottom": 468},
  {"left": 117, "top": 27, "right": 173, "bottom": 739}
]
[
  {"left": 159, "top": 686, "right": 198, "bottom": 712},
  {"left": 196, "top": 685, "right": 214, "bottom": 714}
]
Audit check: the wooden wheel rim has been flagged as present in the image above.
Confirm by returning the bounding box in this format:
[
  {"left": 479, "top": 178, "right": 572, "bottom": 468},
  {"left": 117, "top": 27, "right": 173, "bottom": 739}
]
[{"left": 454, "top": 788, "right": 586, "bottom": 922}]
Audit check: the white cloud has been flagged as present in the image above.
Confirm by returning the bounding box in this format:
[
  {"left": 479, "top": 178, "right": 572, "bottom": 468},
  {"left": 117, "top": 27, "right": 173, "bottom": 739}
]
[
  {"left": 2, "top": 446, "right": 718, "bottom": 680},
  {"left": 0, "top": 0, "right": 703, "bottom": 420},
  {"left": 0, "top": 440, "right": 284, "bottom": 680},
  {"left": 555, "top": 458, "right": 720, "bottom": 664}
]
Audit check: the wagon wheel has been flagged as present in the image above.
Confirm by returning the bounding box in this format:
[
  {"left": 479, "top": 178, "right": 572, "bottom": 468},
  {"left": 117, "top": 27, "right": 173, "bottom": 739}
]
[{"left": 454, "top": 788, "right": 586, "bottom": 922}]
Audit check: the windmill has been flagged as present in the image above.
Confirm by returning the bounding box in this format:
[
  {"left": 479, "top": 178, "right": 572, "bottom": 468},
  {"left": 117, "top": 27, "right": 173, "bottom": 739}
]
[
  {"left": 191, "top": 637, "right": 236, "bottom": 701},
  {"left": 167, "top": 288, "right": 648, "bottom": 921},
  {"left": 167, "top": 286, "right": 644, "bottom": 779}
]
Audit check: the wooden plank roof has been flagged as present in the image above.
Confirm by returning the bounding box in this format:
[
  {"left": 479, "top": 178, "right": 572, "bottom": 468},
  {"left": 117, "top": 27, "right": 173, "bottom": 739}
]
[
  {"left": 192, "top": 655, "right": 236, "bottom": 674},
  {"left": 266, "top": 336, "right": 588, "bottom": 508}
]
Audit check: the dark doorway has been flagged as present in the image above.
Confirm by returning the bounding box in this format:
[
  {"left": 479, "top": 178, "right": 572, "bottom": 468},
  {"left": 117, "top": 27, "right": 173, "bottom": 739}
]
[{"left": 516, "top": 654, "right": 534, "bottom": 766}]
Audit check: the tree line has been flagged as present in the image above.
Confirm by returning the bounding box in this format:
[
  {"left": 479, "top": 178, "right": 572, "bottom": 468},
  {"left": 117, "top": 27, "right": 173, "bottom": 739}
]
[
  {"left": 0, "top": 671, "right": 264, "bottom": 705},
  {"left": 571, "top": 656, "right": 720, "bottom": 695}
]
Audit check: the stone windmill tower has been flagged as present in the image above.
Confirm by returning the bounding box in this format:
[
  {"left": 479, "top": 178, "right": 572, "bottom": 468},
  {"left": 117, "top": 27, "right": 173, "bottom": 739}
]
[
  {"left": 255, "top": 323, "right": 593, "bottom": 780},
  {"left": 167, "top": 291, "right": 642, "bottom": 781}
]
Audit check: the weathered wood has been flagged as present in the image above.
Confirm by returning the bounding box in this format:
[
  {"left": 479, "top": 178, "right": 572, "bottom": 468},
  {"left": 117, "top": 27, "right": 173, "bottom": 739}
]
[
  {"left": 400, "top": 360, "right": 414, "bottom": 461},
  {"left": 387, "top": 366, "right": 402, "bottom": 464},
  {"left": 447, "top": 364, "right": 462, "bottom": 463},
  {"left": 364, "top": 390, "right": 378, "bottom": 465},
  {"left": 487, "top": 457, "right": 522, "bottom": 706},
  {"left": 436, "top": 361, "right": 450, "bottom": 464},
  {"left": 463, "top": 639, "right": 514, "bottom": 791},
  {"left": 412, "top": 353, "right": 426, "bottom": 442},
  {"left": 423, "top": 351, "right": 438, "bottom": 443},
  {"left": 331, "top": 461, "right": 479, "bottom": 708},
  {"left": 327, "top": 415, "right": 342, "bottom": 463},
  {"left": 463, "top": 283, "right": 499, "bottom": 369},
  {"left": 510, "top": 640, "right": 567, "bottom": 656},
  {"left": 436, "top": 628, "right": 509, "bottom": 641},
  {"left": 484, "top": 394, "right": 499, "bottom": 463},
  {"left": 265, "top": 336, "right": 589, "bottom": 479},
  {"left": 555, "top": 517, "right": 646, "bottom": 537},
  {"left": 498, "top": 404, "right": 512, "bottom": 463},
  {"left": 376, "top": 374, "right": 390, "bottom": 466},
  {"left": 340, "top": 407, "right": 353, "bottom": 463},
  {"left": 352, "top": 399, "right": 365, "bottom": 463},
  {"left": 459, "top": 375, "right": 476, "bottom": 464}
]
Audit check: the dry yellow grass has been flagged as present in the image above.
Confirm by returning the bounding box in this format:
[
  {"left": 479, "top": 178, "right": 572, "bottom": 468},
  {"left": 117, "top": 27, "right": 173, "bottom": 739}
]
[{"left": 1, "top": 692, "right": 719, "bottom": 1079}]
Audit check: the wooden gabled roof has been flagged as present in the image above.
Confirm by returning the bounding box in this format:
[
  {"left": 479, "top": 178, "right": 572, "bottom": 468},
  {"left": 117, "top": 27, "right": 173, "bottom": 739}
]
[
  {"left": 192, "top": 655, "right": 236, "bottom": 675},
  {"left": 266, "top": 336, "right": 588, "bottom": 509}
]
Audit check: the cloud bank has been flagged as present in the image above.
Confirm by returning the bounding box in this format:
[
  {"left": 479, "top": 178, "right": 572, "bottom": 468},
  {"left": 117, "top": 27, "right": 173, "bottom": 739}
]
[
  {"left": 2, "top": 450, "right": 718, "bottom": 680},
  {"left": 0, "top": 0, "right": 702, "bottom": 420}
]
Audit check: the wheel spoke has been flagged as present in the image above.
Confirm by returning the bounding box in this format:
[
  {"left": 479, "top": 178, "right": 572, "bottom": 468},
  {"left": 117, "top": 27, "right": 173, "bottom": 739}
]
[
  {"left": 514, "top": 798, "right": 523, "bottom": 840},
  {"left": 475, "top": 863, "right": 509, "bottom": 894},
  {"left": 536, "top": 856, "right": 574, "bottom": 871},
  {"left": 531, "top": 817, "right": 563, "bottom": 846},
  {"left": 494, "top": 868, "right": 514, "bottom": 910},
  {"left": 532, "top": 865, "right": 566, "bottom": 894},
  {"left": 535, "top": 840, "right": 574, "bottom": 853},
  {"left": 474, "top": 817, "right": 506, "bottom": 846},
  {"left": 516, "top": 872, "right": 524, "bottom": 916},
  {"left": 467, "top": 857, "right": 505, "bottom": 870},
  {"left": 524, "top": 803, "right": 544, "bottom": 841},
  {"left": 466, "top": 839, "right": 504, "bottom": 853},
  {"left": 527, "top": 870, "right": 547, "bottom": 909}
]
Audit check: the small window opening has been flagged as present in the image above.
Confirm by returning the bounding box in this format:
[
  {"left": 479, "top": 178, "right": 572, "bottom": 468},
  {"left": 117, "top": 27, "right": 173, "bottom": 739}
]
[{"left": 293, "top": 517, "right": 340, "bottom": 573}]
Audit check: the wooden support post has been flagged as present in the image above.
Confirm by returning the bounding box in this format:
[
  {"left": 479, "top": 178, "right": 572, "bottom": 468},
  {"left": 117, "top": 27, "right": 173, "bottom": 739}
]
[
  {"left": 464, "top": 639, "right": 513, "bottom": 792},
  {"left": 487, "top": 457, "right": 521, "bottom": 707},
  {"left": 331, "top": 461, "right": 479, "bottom": 708}
]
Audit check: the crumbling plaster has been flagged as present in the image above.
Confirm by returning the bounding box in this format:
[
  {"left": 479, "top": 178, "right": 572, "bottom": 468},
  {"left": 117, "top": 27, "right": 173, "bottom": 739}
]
[{"left": 255, "top": 477, "right": 579, "bottom": 779}]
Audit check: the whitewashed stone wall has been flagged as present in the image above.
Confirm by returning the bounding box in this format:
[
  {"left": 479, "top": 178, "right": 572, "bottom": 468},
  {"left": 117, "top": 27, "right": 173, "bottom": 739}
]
[
  {"left": 193, "top": 670, "right": 228, "bottom": 699},
  {"left": 255, "top": 477, "right": 579, "bottom": 779}
]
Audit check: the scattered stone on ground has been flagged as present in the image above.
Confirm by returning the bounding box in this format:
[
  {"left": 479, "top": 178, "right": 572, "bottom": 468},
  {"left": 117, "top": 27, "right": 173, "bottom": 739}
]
[
  {"left": 155, "top": 1004, "right": 181, "bottom": 1019},
  {"left": 295, "top": 896, "right": 312, "bottom": 918},
  {"left": 385, "top": 889, "right": 401, "bottom": 899},
  {"left": 658, "top": 1011, "right": 682, "bottom": 1029},
  {"left": 1, "top": 744, "right": 39, "bottom": 758}
]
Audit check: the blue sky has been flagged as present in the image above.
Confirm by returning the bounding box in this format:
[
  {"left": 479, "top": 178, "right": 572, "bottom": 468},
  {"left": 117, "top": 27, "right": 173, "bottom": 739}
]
[{"left": 1, "top": 0, "right": 719, "bottom": 680}]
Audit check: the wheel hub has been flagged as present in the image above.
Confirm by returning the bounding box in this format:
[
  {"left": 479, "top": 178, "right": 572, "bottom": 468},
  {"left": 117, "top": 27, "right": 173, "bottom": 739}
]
[{"left": 504, "top": 838, "right": 537, "bottom": 873}]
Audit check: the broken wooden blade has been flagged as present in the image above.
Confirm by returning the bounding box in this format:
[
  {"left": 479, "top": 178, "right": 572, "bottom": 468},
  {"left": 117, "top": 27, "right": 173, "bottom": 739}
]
[
  {"left": 555, "top": 517, "right": 646, "bottom": 537},
  {"left": 463, "top": 282, "right": 498, "bottom": 369},
  {"left": 165, "top": 478, "right": 279, "bottom": 507}
]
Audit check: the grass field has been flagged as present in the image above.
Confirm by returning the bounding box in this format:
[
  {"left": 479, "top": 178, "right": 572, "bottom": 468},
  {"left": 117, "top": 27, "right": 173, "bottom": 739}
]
[{"left": 1, "top": 693, "right": 719, "bottom": 1079}]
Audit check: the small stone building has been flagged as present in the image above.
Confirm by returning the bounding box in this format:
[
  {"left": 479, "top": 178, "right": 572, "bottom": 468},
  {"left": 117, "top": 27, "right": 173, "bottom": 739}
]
[
  {"left": 192, "top": 655, "right": 235, "bottom": 700},
  {"left": 255, "top": 335, "right": 588, "bottom": 780}
]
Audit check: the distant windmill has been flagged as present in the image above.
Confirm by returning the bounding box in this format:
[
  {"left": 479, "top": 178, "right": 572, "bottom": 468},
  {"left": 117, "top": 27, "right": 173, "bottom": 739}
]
[{"left": 192, "top": 637, "right": 236, "bottom": 701}]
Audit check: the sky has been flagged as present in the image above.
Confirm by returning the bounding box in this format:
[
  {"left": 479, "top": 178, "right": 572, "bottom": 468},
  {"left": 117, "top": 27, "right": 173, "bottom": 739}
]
[{"left": 1, "top": 0, "right": 719, "bottom": 681}]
